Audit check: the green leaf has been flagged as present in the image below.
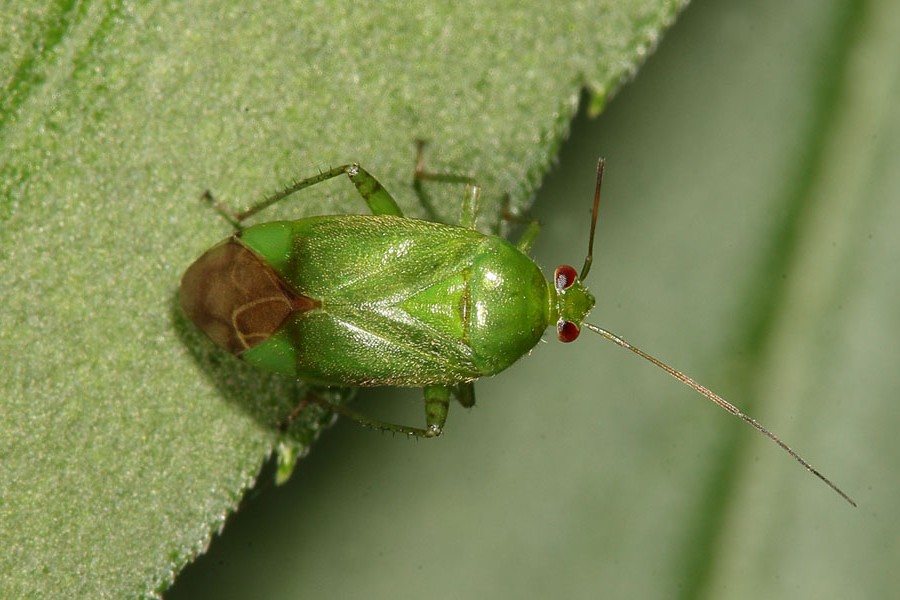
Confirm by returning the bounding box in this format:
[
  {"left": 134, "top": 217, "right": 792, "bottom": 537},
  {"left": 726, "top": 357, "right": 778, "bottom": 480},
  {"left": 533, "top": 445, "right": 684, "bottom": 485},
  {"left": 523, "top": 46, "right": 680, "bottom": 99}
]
[
  {"left": 0, "top": 1, "right": 688, "bottom": 597},
  {"left": 170, "top": 1, "right": 899, "bottom": 599}
]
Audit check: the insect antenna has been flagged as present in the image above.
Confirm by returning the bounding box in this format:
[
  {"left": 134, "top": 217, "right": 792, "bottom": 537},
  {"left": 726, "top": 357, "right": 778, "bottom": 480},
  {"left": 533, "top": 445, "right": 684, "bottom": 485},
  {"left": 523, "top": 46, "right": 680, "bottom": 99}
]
[
  {"left": 582, "top": 322, "right": 856, "bottom": 507},
  {"left": 576, "top": 157, "right": 854, "bottom": 506},
  {"left": 578, "top": 158, "right": 604, "bottom": 281}
]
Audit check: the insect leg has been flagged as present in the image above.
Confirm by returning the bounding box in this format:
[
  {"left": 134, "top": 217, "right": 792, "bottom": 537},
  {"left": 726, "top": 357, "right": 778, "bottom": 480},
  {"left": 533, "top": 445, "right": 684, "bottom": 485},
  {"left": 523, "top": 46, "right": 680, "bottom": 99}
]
[
  {"left": 413, "top": 141, "right": 481, "bottom": 229},
  {"left": 490, "top": 191, "right": 542, "bottom": 251},
  {"left": 282, "top": 391, "right": 441, "bottom": 438},
  {"left": 206, "top": 165, "right": 356, "bottom": 226},
  {"left": 423, "top": 385, "right": 451, "bottom": 436},
  {"left": 345, "top": 164, "right": 404, "bottom": 217},
  {"left": 202, "top": 163, "right": 405, "bottom": 227},
  {"left": 513, "top": 220, "right": 541, "bottom": 253},
  {"left": 281, "top": 386, "right": 452, "bottom": 438},
  {"left": 277, "top": 385, "right": 354, "bottom": 431},
  {"left": 455, "top": 383, "right": 476, "bottom": 408}
]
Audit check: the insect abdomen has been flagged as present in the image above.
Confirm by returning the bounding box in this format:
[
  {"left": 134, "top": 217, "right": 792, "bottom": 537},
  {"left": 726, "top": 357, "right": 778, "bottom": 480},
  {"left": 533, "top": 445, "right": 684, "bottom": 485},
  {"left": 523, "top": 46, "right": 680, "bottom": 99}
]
[{"left": 184, "top": 217, "right": 549, "bottom": 386}]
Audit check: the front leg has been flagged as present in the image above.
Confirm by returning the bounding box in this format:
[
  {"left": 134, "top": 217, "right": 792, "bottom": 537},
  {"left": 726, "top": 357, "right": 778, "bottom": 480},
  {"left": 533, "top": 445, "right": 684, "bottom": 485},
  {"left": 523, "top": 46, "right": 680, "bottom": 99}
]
[{"left": 201, "top": 162, "right": 407, "bottom": 229}]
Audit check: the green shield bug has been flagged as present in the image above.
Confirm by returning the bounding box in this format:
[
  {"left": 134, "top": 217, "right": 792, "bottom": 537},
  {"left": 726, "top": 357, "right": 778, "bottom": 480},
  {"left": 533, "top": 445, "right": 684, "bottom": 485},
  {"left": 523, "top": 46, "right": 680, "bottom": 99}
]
[{"left": 180, "top": 147, "right": 855, "bottom": 506}]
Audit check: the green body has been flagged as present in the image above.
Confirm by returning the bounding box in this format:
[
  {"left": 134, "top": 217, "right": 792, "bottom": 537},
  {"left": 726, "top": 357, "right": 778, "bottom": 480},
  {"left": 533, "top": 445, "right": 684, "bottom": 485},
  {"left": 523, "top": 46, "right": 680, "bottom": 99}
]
[
  {"left": 181, "top": 160, "right": 595, "bottom": 441},
  {"left": 238, "top": 215, "right": 550, "bottom": 385}
]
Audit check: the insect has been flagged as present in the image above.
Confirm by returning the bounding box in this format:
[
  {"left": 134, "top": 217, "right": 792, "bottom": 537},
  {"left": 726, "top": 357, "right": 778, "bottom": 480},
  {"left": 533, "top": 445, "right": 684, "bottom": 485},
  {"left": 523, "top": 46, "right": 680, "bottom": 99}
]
[{"left": 180, "top": 146, "right": 855, "bottom": 506}]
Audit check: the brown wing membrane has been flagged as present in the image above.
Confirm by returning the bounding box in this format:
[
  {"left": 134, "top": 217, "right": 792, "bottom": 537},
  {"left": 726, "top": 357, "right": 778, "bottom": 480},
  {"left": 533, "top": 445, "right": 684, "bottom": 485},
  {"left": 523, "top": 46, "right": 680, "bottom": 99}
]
[{"left": 180, "top": 237, "right": 319, "bottom": 354}]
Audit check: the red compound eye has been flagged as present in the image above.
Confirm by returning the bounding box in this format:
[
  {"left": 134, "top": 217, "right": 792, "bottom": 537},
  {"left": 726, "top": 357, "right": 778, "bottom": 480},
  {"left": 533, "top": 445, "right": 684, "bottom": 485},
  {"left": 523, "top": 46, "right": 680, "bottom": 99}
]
[
  {"left": 557, "top": 319, "right": 580, "bottom": 342},
  {"left": 554, "top": 265, "right": 577, "bottom": 290}
]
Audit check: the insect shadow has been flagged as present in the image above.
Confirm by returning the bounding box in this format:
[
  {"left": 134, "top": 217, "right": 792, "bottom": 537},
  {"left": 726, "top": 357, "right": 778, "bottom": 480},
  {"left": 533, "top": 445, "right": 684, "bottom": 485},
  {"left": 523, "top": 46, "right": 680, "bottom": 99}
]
[{"left": 170, "top": 290, "right": 338, "bottom": 442}]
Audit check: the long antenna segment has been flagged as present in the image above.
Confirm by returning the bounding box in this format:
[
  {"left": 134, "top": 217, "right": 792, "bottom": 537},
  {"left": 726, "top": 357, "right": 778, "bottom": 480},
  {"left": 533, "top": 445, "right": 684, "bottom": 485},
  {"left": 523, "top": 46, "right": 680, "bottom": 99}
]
[
  {"left": 583, "top": 325, "right": 856, "bottom": 507},
  {"left": 578, "top": 158, "right": 856, "bottom": 507}
]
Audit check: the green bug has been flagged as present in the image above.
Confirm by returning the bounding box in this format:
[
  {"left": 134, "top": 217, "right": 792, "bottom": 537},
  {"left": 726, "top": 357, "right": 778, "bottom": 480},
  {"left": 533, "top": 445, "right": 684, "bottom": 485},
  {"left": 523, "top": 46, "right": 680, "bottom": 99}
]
[{"left": 180, "top": 148, "right": 855, "bottom": 506}]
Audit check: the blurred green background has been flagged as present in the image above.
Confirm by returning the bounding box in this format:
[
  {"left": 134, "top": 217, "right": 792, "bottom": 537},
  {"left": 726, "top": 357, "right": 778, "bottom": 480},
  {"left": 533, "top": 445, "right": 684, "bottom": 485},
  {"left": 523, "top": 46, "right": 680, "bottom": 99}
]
[{"left": 167, "top": 1, "right": 898, "bottom": 599}]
